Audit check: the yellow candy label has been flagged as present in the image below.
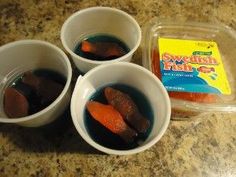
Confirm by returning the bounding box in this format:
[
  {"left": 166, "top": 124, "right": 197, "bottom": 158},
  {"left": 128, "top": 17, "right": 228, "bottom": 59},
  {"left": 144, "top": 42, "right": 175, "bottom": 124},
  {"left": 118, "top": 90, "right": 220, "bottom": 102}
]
[{"left": 158, "top": 38, "right": 231, "bottom": 95}]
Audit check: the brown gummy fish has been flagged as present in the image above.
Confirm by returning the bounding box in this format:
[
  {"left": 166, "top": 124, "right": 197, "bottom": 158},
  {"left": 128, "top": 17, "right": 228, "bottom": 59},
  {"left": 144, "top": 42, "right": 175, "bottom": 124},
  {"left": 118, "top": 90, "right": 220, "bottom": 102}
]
[
  {"left": 86, "top": 101, "right": 137, "bottom": 143},
  {"left": 4, "top": 87, "right": 29, "bottom": 118},
  {"left": 81, "top": 40, "right": 126, "bottom": 59},
  {"left": 22, "top": 72, "right": 63, "bottom": 104},
  {"left": 104, "top": 87, "right": 150, "bottom": 133}
]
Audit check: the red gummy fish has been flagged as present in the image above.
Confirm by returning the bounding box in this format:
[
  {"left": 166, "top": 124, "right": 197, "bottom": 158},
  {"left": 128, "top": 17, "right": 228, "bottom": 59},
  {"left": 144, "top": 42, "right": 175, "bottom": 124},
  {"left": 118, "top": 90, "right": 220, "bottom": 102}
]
[
  {"left": 197, "top": 66, "right": 215, "bottom": 73},
  {"left": 81, "top": 40, "right": 126, "bottom": 59},
  {"left": 4, "top": 87, "right": 29, "bottom": 118},
  {"left": 104, "top": 87, "right": 150, "bottom": 133},
  {"left": 86, "top": 101, "right": 137, "bottom": 143}
]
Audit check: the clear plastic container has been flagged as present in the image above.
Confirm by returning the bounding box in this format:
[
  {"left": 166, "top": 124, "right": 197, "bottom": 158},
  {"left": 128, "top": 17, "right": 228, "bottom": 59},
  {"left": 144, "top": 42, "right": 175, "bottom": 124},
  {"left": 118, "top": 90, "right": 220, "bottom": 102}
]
[{"left": 142, "top": 19, "right": 236, "bottom": 117}]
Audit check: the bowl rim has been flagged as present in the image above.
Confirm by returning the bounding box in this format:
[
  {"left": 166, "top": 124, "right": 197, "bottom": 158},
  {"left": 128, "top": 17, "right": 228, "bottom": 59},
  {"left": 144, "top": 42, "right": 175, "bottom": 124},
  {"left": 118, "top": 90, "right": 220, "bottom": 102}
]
[
  {"left": 70, "top": 62, "right": 171, "bottom": 155},
  {"left": 0, "top": 39, "right": 72, "bottom": 123},
  {"left": 60, "top": 6, "right": 142, "bottom": 65}
]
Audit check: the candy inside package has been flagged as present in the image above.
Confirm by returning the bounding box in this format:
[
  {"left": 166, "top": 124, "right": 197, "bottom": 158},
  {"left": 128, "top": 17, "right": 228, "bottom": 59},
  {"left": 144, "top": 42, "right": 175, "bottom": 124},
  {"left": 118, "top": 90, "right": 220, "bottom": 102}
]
[{"left": 142, "top": 19, "right": 236, "bottom": 118}]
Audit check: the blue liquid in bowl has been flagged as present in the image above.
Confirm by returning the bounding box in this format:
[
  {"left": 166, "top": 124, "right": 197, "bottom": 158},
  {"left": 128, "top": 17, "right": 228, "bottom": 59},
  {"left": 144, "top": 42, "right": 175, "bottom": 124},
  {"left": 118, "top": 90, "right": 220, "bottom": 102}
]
[{"left": 84, "top": 84, "right": 154, "bottom": 150}]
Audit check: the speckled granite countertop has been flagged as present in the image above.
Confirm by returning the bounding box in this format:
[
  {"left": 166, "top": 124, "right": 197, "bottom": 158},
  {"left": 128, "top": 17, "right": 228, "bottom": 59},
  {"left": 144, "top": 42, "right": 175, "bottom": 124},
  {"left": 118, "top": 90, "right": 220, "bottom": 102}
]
[{"left": 0, "top": 0, "right": 236, "bottom": 177}]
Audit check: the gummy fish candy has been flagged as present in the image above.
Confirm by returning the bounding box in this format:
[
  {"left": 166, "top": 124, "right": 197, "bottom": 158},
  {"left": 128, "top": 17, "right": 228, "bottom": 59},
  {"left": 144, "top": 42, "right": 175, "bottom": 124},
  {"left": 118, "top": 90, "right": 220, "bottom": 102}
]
[
  {"left": 81, "top": 40, "right": 126, "bottom": 59},
  {"left": 22, "top": 72, "right": 63, "bottom": 104},
  {"left": 86, "top": 101, "right": 137, "bottom": 143},
  {"left": 4, "top": 87, "right": 29, "bottom": 118},
  {"left": 104, "top": 87, "right": 150, "bottom": 133}
]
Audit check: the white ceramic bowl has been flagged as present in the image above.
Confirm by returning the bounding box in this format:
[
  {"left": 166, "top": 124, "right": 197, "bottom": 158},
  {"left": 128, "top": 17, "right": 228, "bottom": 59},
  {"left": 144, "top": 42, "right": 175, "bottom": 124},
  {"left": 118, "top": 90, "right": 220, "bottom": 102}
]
[
  {"left": 61, "top": 6, "right": 141, "bottom": 73},
  {"left": 70, "top": 62, "right": 171, "bottom": 155},
  {"left": 0, "top": 40, "right": 72, "bottom": 127}
]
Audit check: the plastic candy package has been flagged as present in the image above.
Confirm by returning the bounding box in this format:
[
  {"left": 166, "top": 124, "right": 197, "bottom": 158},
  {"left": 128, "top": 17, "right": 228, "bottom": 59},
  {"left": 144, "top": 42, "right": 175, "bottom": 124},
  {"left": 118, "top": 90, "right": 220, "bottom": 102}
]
[{"left": 142, "top": 19, "right": 236, "bottom": 118}]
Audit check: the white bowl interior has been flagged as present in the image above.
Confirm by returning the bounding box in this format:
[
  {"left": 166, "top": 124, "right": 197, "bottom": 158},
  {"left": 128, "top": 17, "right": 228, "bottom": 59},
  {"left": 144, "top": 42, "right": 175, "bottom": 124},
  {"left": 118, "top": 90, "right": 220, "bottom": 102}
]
[
  {"left": 61, "top": 7, "right": 142, "bottom": 73},
  {"left": 0, "top": 40, "right": 72, "bottom": 125},
  {"left": 62, "top": 7, "right": 140, "bottom": 53},
  {"left": 0, "top": 41, "right": 68, "bottom": 78},
  {"left": 71, "top": 63, "right": 171, "bottom": 155}
]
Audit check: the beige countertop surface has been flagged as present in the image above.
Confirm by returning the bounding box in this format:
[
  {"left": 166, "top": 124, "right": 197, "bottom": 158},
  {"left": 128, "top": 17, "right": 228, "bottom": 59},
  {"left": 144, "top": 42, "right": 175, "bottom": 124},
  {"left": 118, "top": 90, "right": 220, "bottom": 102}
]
[{"left": 0, "top": 0, "right": 236, "bottom": 177}]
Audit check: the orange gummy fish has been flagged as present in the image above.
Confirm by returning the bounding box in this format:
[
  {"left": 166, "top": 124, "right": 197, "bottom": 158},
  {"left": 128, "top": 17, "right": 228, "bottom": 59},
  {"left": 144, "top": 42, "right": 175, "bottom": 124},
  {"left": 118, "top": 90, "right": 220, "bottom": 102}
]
[
  {"left": 86, "top": 101, "right": 137, "bottom": 143},
  {"left": 81, "top": 40, "right": 126, "bottom": 59},
  {"left": 104, "top": 87, "right": 150, "bottom": 133}
]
